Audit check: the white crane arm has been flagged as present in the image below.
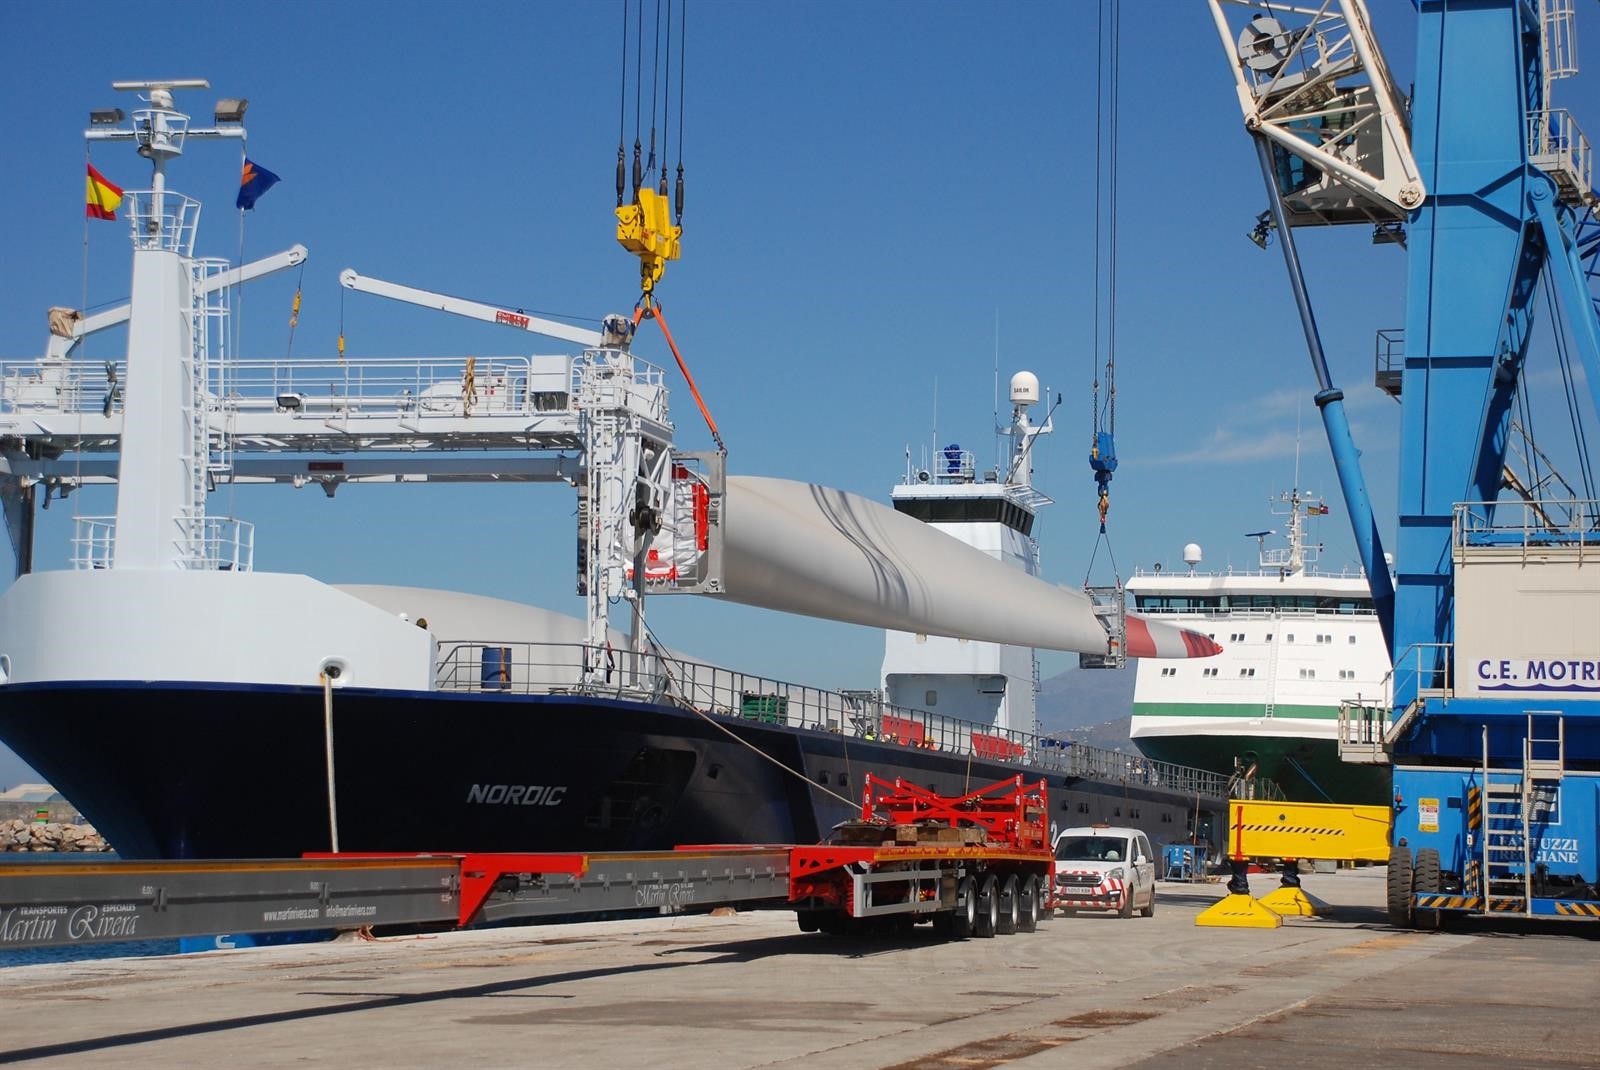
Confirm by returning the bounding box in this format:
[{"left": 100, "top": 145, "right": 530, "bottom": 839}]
[
  {"left": 338, "top": 270, "right": 601, "bottom": 348},
  {"left": 45, "top": 244, "right": 309, "bottom": 360}
]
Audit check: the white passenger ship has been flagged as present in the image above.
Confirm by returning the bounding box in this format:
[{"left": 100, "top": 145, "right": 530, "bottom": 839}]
[{"left": 1127, "top": 492, "right": 1392, "bottom": 803}]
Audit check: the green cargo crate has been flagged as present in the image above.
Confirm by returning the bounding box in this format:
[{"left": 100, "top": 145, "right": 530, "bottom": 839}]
[{"left": 739, "top": 693, "right": 788, "bottom": 723}]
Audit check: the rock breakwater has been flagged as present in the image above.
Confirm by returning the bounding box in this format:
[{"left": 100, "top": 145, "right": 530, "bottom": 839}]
[{"left": 0, "top": 819, "right": 112, "bottom": 852}]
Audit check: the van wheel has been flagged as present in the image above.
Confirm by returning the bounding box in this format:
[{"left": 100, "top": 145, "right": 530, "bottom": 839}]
[
  {"left": 1140, "top": 887, "right": 1156, "bottom": 918},
  {"left": 974, "top": 874, "right": 1000, "bottom": 938},
  {"left": 951, "top": 875, "right": 977, "bottom": 939},
  {"left": 1017, "top": 877, "right": 1040, "bottom": 933},
  {"left": 1118, "top": 884, "right": 1134, "bottom": 918}
]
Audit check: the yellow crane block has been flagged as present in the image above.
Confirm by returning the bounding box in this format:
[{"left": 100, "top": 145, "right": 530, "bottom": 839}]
[
  {"left": 1228, "top": 799, "right": 1392, "bottom": 863},
  {"left": 616, "top": 187, "right": 682, "bottom": 296}
]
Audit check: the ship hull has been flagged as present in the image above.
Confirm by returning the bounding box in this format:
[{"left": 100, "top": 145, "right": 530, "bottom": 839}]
[
  {"left": 1131, "top": 731, "right": 1391, "bottom": 805},
  {"left": 0, "top": 682, "right": 1218, "bottom": 859}
]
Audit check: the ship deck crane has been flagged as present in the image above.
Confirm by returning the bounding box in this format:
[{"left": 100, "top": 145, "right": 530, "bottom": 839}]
[{"left": 1210, "top": 0, "right": 1600, "bottom": 926}]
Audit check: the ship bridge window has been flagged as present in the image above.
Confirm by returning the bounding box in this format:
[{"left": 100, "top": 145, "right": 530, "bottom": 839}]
[
  {"left": 1132, "top": 595, "right": 1222, "bottom": 612},
  {"left": 892, "top": 497, "right": 1035, "bottom": 536}
]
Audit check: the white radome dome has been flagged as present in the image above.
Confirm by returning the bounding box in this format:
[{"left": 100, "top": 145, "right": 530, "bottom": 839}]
[
  {"left": 1183, "top": 542, "right": 1203, "bottom": 566},
  {"left": 1010, "top": 371, "right": 1040, "bottom": 405}
]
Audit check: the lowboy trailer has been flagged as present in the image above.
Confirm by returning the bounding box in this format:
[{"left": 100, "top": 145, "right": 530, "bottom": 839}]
[{"left": 0, "top": 776, "right": 1056, "bottom": 952}]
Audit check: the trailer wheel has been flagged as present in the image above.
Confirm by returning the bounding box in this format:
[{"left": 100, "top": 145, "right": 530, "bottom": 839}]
[
  {"left": 950, "top": 875, "right": 978, "bottom": 939},
  {"left": 1017, "top": 876, "right": 1040, "bottom": 933},
  {"left": 997, "top": 874, "right": 1020, "bottom": 935},
  {"left": 974, "top": 874, "right": 1000, "bottom": 938},
  {"left": 1413, "top": 848, "right": 1442, "bottom": 931},
  {"left": 1386, "top": 845, "right": 1413, "bottom": 928},
  {"left": 796, "top": 912, "right": 821, "bottom": 934}
]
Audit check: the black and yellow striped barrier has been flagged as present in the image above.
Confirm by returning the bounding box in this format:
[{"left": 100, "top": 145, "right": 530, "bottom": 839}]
[
  {"left": 1228, "top": 799, "right": 1392, "bottom": 862},
  {"left": 1554, "top": 901, "right": 1600, "bottom": 917}
]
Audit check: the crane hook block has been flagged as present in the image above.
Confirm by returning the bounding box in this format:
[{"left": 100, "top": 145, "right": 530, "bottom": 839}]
[
  {"left": 616, "top": 187, "right": 683, "bottom": 295},
  {"left": 1089, "top": 430, "right": 1118, "bottom": 483}
]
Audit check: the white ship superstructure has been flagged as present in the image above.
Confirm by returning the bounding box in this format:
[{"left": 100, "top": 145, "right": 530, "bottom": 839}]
[
  {"left": 880, "top": 373, "right": 1052, "bottom": 736},
  {"left": 1127, "top": 492, "right": 1393, "bottom": 802}
]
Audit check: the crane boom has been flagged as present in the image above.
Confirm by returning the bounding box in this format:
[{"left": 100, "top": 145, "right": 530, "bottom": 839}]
[
  {"left": 338, "top": 270, "right": 602, "bottom": 348},
  {"left": 46, "top": 244, "right": 309, "bottom": 361}
]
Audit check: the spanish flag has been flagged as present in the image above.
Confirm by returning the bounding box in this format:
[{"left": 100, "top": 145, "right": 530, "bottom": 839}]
[{"left": 85, "top": 164, "right": 124, "bottom": 221}]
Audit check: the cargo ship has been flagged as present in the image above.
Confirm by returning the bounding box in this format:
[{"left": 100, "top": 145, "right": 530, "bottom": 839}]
[{"left": 0, "top": 80, "right": 1241, "bottom": 860}]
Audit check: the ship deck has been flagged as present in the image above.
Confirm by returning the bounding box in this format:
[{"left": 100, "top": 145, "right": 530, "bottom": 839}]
[{"left": 2, "top": 868, "right": 1593, "bottom": 1068}]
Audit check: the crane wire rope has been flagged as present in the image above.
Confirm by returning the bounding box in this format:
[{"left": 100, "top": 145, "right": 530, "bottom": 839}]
[
  {"left": 636, "top": 613, "right": 856, "bottom": 808},
  {"left": 617, "top": 0, "right": 629, "bottom": 207},
  {"left": 647, "top": 0, "right": 662, "bottom": 179},
  {"left": 633, "top": 0, "right": 644, "bottom": 199},
  {"left": 676, "top": 0, "right": 686, "bottom": 217},
  {"left": 1085, "top": 0, "right": 1123, "bottom": 584},
  {"left": 661, "top": 0, "right": 672, "bottom": 192}
]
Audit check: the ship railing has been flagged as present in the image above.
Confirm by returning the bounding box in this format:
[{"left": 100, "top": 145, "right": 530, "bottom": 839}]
[
  {"left": 123, "top": 191, "right": 202, "bottom": 257},
  {"left": 181, "top": 515, "right": 254, "bottom": 572},
  {"left": 1130, "top": 606, "right": 1376, "bottom": 619},
  {"left": 224, "top": 356, "right": 564, "bottom": 420},
  {"left": 0, "top": 353, "right": 640, "bottom": 424},
  {"left": 433, "top": 640, "right": 1265, "bottom": 802},
  {"left": 0, "top": 358, "right": 128, "bottom": 416},
  {"left": 70, "top": 517, "right": 117, "bottom": 570},
  {"left": 933, "top": 448, "right": 977, "bottom": 483},
  {"left": 69, "top": 514, "right": 255, "bottom": 571}
]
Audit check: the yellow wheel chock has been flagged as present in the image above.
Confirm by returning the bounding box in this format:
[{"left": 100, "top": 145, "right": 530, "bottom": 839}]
[
  {"left": 1195, "top": 892, "right": 1283, "bottom": 928},
  {"left": 1258, "top": 884, "right": 1329, "bottom": 917}
]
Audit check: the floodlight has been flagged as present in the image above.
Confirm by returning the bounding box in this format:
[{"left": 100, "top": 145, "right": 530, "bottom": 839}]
[{"left": 214, "top": 98, "right": 248, "bottom": 124}]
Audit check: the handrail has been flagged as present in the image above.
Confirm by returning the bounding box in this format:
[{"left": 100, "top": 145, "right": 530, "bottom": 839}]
[
  {"left": 0, "top": 352, "right": 670, "bottom": 424},
  {"left": 433, "top": 639, "right": 1276, "bottom": 803}
]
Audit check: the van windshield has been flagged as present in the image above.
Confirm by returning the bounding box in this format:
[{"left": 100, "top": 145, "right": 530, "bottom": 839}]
[{"left": 1055, "top": 835, "right": 1130, "bottom": 863}]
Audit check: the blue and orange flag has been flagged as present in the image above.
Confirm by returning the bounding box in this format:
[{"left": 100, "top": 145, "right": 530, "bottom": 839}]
[
  {"left": 236, "top": 158, "right": 281, "bottom": 210},
  {"left": 85, "top": 164, "right": 123, "bottom": 221}
]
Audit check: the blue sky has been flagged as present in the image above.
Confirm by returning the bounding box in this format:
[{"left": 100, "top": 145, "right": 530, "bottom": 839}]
[{"left": 1, "top": 2, "right": 1596, "bottom": 786}]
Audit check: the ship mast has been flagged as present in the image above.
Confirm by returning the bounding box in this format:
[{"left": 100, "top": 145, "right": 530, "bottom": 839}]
[{"left": 88, "top": 81, "right": 246, "bottom": 571}]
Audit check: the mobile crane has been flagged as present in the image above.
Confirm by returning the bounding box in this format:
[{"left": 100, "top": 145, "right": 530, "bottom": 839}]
[{"left": 1209, "top": 0, "right": 1600, "bottom": 925}]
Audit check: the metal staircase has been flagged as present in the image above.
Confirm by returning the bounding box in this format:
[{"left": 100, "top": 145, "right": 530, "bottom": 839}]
[{"left": 1480, "top": 713, "right": 1566, "bottom": 913}]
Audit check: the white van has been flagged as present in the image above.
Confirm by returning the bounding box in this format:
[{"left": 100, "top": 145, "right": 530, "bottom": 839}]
[{"left": 1052, "top": 824, "right": 1157, "bottom": 918}]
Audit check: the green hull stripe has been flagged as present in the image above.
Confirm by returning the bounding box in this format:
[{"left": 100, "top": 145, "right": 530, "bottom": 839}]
[{"left": 1132, "top": 701, "right": 1339, "bottom": 721}]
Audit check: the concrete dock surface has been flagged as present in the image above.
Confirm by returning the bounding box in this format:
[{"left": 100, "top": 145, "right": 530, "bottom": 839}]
[{"left": 1, "top": 868, "right": 1596, "bottom": 1068}]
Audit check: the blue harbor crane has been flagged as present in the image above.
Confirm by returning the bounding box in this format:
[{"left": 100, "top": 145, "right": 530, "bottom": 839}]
[{"left": 1209, "top": 0, "right": 1600, "bottom": 925}]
